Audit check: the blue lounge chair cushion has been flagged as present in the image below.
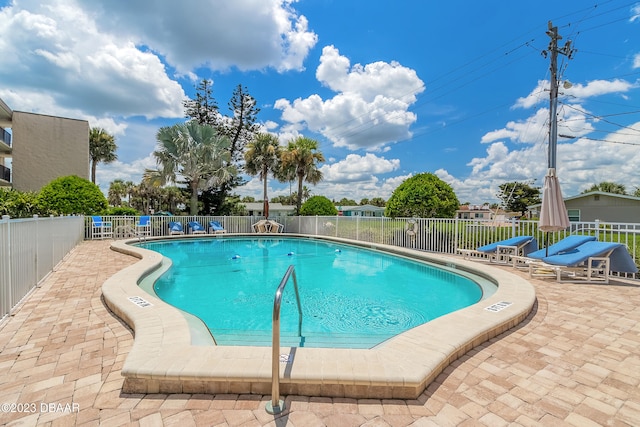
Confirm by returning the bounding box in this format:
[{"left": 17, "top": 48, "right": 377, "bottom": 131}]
[
  {"left": 527, "top": 235, "right": 596, "bottom": 260},
  {"left": 541, "top": 241, "right": 638, "bottom": 273},
  {"left": 169, "top": 222, "right": 183, "bottom": 232},
  {"left": 209, "top": 221, "right": 224, "bottom": 231},
  {"left": 476, "top": 236, "right": 537, "bottom": 256},
  {"left": 188, "top": 221, "right": 206, "bottom": 232}
]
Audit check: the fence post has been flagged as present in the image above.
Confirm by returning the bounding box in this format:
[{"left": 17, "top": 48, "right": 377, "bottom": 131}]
[
  {"left": 595, "top": 219, "right": 600, "bottom": 239},
  {"left": 2, "top": 215, "right": 12, "bottom": 317},
  {"left": 33, "top": 214, "right": 39, "bottom": 287}
]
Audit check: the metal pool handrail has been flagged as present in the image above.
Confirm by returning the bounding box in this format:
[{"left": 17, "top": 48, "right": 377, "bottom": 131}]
[{"left": 266, "top": 264, "right": 302, "bottom": 415}]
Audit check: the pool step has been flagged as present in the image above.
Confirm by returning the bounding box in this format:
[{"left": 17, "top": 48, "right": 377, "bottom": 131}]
[{"left": 210, "top": 330, "right": 393, "bottom": 349}]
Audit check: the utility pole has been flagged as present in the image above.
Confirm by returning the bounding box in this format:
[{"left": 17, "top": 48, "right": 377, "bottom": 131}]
[{"left": 543, "top": 21, "right": 574, "bottom": 170}]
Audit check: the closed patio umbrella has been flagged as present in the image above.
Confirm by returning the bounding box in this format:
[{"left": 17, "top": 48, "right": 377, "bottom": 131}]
[{"left": 539, "top": 168, "right": 570, "bottom": 255}]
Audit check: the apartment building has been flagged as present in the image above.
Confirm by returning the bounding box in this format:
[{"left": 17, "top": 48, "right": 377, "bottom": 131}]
[{"left": 0, "top": 97, "right": 89, "bottom": 192}]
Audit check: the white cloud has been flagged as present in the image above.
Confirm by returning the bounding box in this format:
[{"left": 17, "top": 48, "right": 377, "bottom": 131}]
[
  {"left": 631, "top": 4, "right": 640, "bottom": 22},
  {"left": 481, "top": 105, "right": 593, "bottom": 146},
  {"left": 514, "top": 79, "right": 636, "bottom": 109},
  {"left": 275, "top": 46, "right": 425, "bottom": 151},
  {"left": 0, "top": 0, "right": 317, "bottom": 121},
  {"left": 95, "top": 154, "right": 157, "bottom": 193},
  {"left": 80, "top": 0, "right": 317, "bottom": 73},
  {"left": 0, "top": 1, "right": 186, "bottom": 119},
  {"left": 442, "top": 120, "right": 640, "bottom": 205},
  {"left": 236, "top": 154, "right": 404, "bottom": 202},
  {"left": 320, "top": 153, "right": 400, "bottom": 183},
  {"left": 633, "top": 53, "right": 640, "bottom": 69}
]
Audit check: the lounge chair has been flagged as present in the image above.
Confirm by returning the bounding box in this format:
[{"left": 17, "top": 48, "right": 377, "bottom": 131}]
[
  {"left": 135, "top": 215, "right": 151, "bottom": 236},
  {"left": 188, "top": 221, "right": 207, "bottom": 234},
  {"left": 457, "top": 235, "right": 537, "bottom": 266},
  {"left": 91, "top": 216, "right": 113, "bottom": 239},
  {"left": 209, "top": 220, "right": 226, "bottom": 234},
  {"left": 168, "top": 221, "right": 184, "bottom": 235},
  {"left": 511, "top": 234, "right": 596, "bottom": 268},
  {"left": 528, "top": 241, "right": 638, "bottom": 284}
]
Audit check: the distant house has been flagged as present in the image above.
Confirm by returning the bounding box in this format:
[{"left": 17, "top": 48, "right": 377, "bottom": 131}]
[
  {"left": 528, "top": 191, "right": 640, "bottom": 223},
  {"left": 456, "top": 204, "right": 520, "bottom": 226},
  {"left": 241, "top": 202, "right": 295, "bottom": 217},
  {"left": 456, "top": 204, "right": 492, "bottom": 220},
  {"left": 337, "top": 204, "right": 385, "bottom": 217}
]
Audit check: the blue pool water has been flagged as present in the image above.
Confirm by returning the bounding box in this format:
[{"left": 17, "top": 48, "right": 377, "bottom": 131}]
[{"left": 138, "top": 237, "right": 485, "bottom": 348}]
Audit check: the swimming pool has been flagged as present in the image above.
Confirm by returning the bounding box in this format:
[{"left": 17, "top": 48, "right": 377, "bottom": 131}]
[
  {"left": 104, "top": 234, "right": 536, "bottom": 399},
  {"left": 138, "top": 237, "right": 491, "bottom": 348}
]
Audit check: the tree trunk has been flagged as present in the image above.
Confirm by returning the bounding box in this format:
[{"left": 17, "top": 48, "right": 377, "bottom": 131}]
[
  {"left": 91, "top": 160, "right": 96, "bottom": 184},
  {"left": 297, "top": 174, "right": 304, "bottom": 215},
  {"left": 262, "top": 165, "right": 268, "bottom": 218},
  {"left": 190, "top": 180, "right": 199, "bottom": 215}
]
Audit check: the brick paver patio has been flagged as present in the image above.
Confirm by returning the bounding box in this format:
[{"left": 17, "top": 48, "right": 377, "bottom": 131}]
[{"left": 0, "top": 240, "right": 639, "bottom": 426}]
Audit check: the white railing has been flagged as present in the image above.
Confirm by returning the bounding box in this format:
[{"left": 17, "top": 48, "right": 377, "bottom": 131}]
[
  {"left": 4, "top": 213, "right": 639, "bottom": 323},
  {"left": 1, "top": 215, "right": 84, "bottom": 322},
  {"left": 282, "top": 216, "right": 640, "bottom": 278},
  {"left": 84, "top": 215, "right": 640, "bottom": 270}
]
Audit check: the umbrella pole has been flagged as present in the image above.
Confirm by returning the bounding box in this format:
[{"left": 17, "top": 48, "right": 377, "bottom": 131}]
[{"left": 545, "top": 233, "right": 549, "bottom": 257}]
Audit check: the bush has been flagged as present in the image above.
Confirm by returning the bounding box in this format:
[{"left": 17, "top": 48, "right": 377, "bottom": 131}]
[
  {"left": 37, "top": 175, "right": 108, "bottom": 215},
  {"left": 0, "top": 189, "right": 50, "bottom": 218},
  {"left": 385, "top": 173, "right": 459, "bottom": 218},
  {"left": 300, "top": 195, "right": 338, "bottom": 216},
  {"left": 104, "top": 206, "right": 140, "bottom": 216}
]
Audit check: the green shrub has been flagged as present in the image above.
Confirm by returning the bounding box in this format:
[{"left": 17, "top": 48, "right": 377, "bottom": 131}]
[
  {"left": 0, "top": 189, "right": 50, "bottom": 218},
  {"left": 385, "top": 173, "right": 459, "bottom": 218},
  {"left": 37, "top": 175, "right": 108, "bottom": 215},
  {"left": 300, "top": 195, "right": 338, "bottom": 216},
  {"left": 104, "top": 206, "right": 140, "bottom": 216}
]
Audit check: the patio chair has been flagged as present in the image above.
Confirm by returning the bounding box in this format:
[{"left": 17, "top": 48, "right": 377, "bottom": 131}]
[
  {"left": 91, "top": 216, "right": 113, "bottom": 240},
  {"left": 168, "top": 221, "right": 184, "bottom": 235},
  {"left": 209, "top": 220, "right": 226, "bottom": 234},
  {"left": 457, "top": 235, "right": 537, "bottom": 266},
  {"left": 252, "top": 219, "right": 269, "bottom": 233},
  {"left": 528, "top": 241, "right": 638, "bottom": 284},
  {"left": 188, "top": 221, "right": 207, "bottom": 234},
  {"left": 266, "top": 220, "right": 284, "bottom": 233},
  {"left": 135, "top": 215, "right": 151, "bottom": 236}
]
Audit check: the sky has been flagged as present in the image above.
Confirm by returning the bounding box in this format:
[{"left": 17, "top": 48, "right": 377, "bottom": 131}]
[{"left": 1, "top": 0, "right": 639, "bottom": 205}]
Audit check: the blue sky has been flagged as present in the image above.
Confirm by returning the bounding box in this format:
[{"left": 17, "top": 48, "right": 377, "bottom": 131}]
[{"left": 1, "top": 0, "right": 639, "bottom": 204}]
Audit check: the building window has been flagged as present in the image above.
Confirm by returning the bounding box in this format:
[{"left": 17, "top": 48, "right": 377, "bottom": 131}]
[
  {"left": 594, "top": 195, "right": 600, "bottom": 201},
  {"left": 567, "top": 209, "right": 580, "bottom": 221}
]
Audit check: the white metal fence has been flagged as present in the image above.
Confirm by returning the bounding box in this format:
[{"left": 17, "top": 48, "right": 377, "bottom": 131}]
[
  {"left": 1, "top": 215, "right": 84, "bottom": 322},
  {"left": 84, "top": 215, "right": 640, "bottom": 272},
  {"left": 5, "top": 213, "right": 638, "bottom": 322}
]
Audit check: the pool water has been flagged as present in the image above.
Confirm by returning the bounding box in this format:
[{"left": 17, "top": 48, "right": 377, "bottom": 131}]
[{"left": 139, "top": 237, "right": 485, "bottom": 348}]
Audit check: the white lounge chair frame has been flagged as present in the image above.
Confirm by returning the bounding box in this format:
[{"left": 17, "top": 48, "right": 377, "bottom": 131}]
[{"left": 528, "top": 256, "right": 612, "bottom": 284}]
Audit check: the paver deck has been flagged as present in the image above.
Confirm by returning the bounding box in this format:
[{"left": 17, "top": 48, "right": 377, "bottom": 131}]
[{"left": 0, "top": 240, "right": 639, "bottom": 426}]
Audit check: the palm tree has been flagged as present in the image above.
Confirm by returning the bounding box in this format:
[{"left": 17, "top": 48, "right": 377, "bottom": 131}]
[
  {"left": 89, "top": 127, "right": 117, "bottom": 184},
  {"left": 108, "top": 179, "right": 126, "bottom": 206},
  {"left": 244, "top": 133, "right": 281, "bottom": 218},
  {"left": 281, "top": 136, "right": 325, "bottom": 214},
  {"left": 123, "top": 180, "right": 136, "bottom": 207},
  {"left": 153, "top": 122, "right": 235, "bottom": 215},
  {"left": 583, "top": 181, "right": 627, "bottom": 195}
]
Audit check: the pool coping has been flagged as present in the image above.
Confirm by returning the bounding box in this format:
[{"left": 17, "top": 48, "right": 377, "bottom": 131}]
[{"left": 103, "top": 234, "right": 536, "bottom": 399}]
